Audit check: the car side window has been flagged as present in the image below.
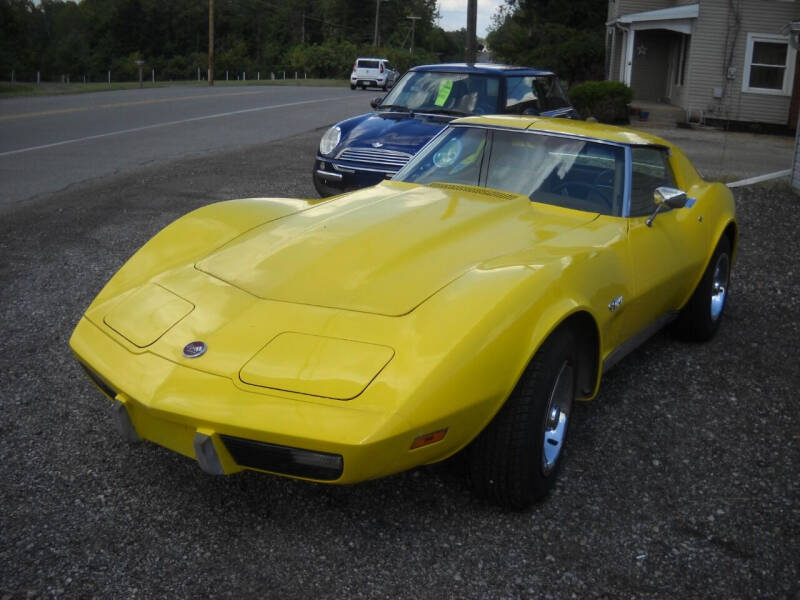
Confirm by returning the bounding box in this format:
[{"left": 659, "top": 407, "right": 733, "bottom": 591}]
[
  {"left": 532, "top": 76, "right": 569, "bottom": 111},
  {"left": 629, "top": 147, "right": 677, "bottom": 217},
  {"left": 505, "top": 77, "right": 540, "bottom": 113}
]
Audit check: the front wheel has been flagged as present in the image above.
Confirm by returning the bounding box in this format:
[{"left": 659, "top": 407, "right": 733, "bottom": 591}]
[
  {"left": 672, "top": 236, "right": 732, "bottom": 341},
  {"left": 468, "top": 327, "right": 577, "bottom": 509}
]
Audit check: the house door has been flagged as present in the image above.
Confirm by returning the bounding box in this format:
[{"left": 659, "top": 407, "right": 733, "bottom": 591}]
[{"left": 630, "top": 30, "right": 673, "bottom": 102}]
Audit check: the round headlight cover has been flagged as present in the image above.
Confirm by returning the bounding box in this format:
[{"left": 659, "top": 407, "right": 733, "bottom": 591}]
[{"left": 319, "top": 126, "right": 341, "bottom": 156}]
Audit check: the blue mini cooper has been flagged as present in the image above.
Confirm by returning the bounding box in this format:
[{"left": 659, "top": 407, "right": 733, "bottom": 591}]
[{"left": 313, "top": 63, "right": 578, "bottom": 197}]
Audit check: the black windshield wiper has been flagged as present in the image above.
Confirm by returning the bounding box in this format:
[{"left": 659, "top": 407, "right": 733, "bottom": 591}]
[
  {"left": 377, "top": 104, "right": 414, "bottom": 114},
  {"left": 418, "top": 108, "right": 470, "bottom": 117}
]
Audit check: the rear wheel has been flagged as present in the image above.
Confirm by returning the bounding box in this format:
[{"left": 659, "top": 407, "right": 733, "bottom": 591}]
[
  {"left": 672, "top": 236, "right": 732, "bottom": 341},
  {"left": 350, "top": 84, "right": 356, "bottom": 90},
  {"left": 468, "top": 327, "right": 577, "bottom": 509}
]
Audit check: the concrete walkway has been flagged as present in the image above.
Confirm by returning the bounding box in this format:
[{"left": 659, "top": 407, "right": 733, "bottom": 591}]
[{"left": 629, "top": 113, "right": 794, "bottom": 184}]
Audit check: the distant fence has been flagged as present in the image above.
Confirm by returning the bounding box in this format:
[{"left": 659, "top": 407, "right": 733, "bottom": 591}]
[{"left": 4, "top": 67, "right": 323, "bottom": 85}]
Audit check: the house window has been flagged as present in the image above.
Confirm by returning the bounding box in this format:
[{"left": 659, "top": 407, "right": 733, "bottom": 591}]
[{"left": 742, "top": 33, "right": 796, "bottom": 95}]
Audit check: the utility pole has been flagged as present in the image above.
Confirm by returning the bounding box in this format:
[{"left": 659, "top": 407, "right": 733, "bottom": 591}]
[
  {"left": 407, "top": 16, "right": 421, "bottom": 54},
  {"left": 374, "top": 0, "right": 381, "bottom": 46},
  {"left": 208, "top": 0, "right": 215, "bottom": 86},
  {"left": 301, "top": 12, "right": 305, "bottom": 44},
  {"left": 374, "top": 0, "right": 389, "bottom": 46},
  {"left": 465, "top": 0, "right": 477, "bottom": 64}
]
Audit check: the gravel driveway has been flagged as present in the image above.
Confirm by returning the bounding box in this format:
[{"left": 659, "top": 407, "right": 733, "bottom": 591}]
[{"left": 0, "top": 129, "right": 797, "bottom": 599}]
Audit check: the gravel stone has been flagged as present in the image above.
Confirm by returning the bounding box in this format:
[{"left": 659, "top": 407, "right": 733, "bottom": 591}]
[{"left": 0, "top": 131, "right": 797, "bottom": 599}]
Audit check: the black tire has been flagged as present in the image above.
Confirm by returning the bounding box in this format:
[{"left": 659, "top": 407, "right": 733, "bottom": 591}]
[
  {"left": 468, "top": 327, "right": 577, "bottom": 509},
  {"left": 350, "top": 84, "right": 356, "bottom": 90},
  {"left": 672, "top": 236, "right": 732, "bottom": 342}
]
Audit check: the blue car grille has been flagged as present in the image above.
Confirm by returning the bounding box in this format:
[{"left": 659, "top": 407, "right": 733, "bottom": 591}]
[{"left": 336, "top": 147, "right": 412, "bottom": 169}]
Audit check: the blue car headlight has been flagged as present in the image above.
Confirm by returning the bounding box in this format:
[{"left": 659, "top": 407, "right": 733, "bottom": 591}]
[{"left": 319, "top": 126, "right": 341, "bottom": 156}]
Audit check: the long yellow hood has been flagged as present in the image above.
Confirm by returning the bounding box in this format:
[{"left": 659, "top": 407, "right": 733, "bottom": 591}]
[{"left": 195, "top": 182, "right": 595, "bottom": 316}]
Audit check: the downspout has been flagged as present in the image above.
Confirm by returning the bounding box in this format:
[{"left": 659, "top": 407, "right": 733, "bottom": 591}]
[
  {"left": 716, "top": 0, "right": 741, "bottom": 119},
  {"left": 613, "top": 21, "right": 632, "bottom": 86},
  {"left": 606, "top": 17, "right": 631, "bottom": 83}
]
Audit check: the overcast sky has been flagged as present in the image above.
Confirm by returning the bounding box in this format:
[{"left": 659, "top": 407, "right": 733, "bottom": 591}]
[{"left": 437, "top": 0, "right": 505, "bottom": 37}]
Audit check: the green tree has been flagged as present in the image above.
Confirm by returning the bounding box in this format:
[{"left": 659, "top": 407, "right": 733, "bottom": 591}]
[
  {"left": 0, "top": 0, "right": 455, "bottom": 83},
  {"left": 487, "top": 0, "right": 605, "bottom": 84}
]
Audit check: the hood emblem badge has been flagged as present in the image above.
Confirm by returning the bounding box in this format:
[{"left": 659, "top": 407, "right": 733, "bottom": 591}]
[
  {"left": 371, "top": 141, "right": 384, "bottom": 148},
  {"left": 182, "top": 341, "right": 207, "bottom": 358}
]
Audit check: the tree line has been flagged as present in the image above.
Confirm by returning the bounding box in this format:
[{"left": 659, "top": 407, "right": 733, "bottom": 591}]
[
  {"left": 0, "top": 0, "right": 464, "bottom": 82},
  {"left": 1, "top": 0, "right": 605, "bottom": 84}
]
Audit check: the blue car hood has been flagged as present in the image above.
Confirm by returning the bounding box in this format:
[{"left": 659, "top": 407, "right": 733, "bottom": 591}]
[{"left": 341, "top": 112, "right": 450, "bottom": 154}]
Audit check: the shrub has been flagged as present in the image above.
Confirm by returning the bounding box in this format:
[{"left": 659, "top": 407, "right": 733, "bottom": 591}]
[{"left": 568, "top": 80, "right": 633, "bottom": 123}]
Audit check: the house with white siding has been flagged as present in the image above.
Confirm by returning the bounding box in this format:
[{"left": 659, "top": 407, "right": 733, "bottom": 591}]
[{"left": 606, "top": 0, "right": 800, "bottom": 128}]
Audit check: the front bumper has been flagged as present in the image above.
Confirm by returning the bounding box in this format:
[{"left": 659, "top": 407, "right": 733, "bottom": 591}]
[
  {"left": 70, "top": 316, "right": 421, "bottom": 483},
  {"left": 313, "top": 155, "right": 394, "bottom": 196}
]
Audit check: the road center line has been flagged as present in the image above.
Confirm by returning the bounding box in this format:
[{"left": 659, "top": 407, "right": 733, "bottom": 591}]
[
  {"left": 0, "top": 96, "right": 351, "bottom": 157},
  {"left": 0, "top": 89, "right": 269, "bottom": 122},
  {"left": 726, "top": 169, "right": 791, "bottom": 188}
]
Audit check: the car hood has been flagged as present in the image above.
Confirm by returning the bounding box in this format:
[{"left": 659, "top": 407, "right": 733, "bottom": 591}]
[
  {"left": 194, "top": 181, "right": 597, "bottom": 317},
  {"left": 338, "top": 112, "right": 450, "bottom": 155}
]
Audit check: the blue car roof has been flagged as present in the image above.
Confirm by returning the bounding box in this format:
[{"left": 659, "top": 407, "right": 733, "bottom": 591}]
[{"left": 409, "top": 63, "right": 555, "bottom": 77}]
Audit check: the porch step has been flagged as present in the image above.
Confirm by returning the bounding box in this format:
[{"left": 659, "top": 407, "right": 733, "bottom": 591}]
[{"left": 629, "top": 102, "right": 685, "bottom": 127}]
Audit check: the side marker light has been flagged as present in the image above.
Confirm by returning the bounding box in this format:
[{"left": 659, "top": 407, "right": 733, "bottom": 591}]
[{"left": 410, "top": 428, "right": 448, "bottom": 450}]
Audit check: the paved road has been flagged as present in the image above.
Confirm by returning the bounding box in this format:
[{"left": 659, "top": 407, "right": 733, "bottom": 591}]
[
  {"left": 0, "top": 85, "right": 372, "bottom": 207},
  {"left": 2, "top": 85, "right": 794, "bottom": 210}
]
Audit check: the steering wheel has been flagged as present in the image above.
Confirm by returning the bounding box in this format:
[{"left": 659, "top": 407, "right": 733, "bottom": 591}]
[
  {"left": 592, "top": 168, "right": 615, "bottom": 188},
  {"left": 550, "top": 181, "right": 612, "bottom": 211}
]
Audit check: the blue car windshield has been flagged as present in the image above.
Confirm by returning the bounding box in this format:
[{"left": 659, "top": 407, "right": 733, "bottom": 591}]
[
  {"left": 394, "top": 127, "right": 626, "bottom": 216},
  {"left": 380, "top": 72, "right": 501, "bottom": 115}
]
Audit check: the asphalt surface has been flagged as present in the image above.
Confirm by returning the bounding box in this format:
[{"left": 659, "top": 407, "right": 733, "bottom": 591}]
[
  {"left": 0, "top": 93, "right": 799, "bottom": 598},
  {"left": 632, "top": 121, "right": 794, "bottom": 184},
  {"left": 0, "top": 85, "right": 370, "bottom": 207}
]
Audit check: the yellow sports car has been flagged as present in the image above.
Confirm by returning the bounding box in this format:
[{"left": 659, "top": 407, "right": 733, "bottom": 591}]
[{"left": 70, "top": 116, "right": 736, "bottom": 509}]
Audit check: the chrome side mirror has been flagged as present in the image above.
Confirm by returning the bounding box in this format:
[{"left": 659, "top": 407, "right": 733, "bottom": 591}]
[
  {"left": 655, "top": 186, "right": 688, "bottom": 209},
  {"left": 646, "top": 186, "right": 687, "bottom": 227}
]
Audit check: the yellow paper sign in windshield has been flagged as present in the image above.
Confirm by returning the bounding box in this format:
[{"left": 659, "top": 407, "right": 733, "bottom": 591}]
[{"left": 434, "top": 80, "right": 454, "bottom": 106}]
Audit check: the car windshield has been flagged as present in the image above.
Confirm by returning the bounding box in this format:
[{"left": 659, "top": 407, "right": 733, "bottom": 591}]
[
  {"left": 379, "top": 71, "right": 501, "bottom": 115},
  {"left": 394, "top": 126, "right": 626, "bottom": 216}
]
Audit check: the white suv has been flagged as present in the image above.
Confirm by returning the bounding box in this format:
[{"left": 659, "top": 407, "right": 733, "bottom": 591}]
[{"left": 350, "top": 58, "right": 397, "bottom": 91}]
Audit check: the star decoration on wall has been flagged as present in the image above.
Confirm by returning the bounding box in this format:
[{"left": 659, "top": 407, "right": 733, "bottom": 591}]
[{"left": 637, "top": 43, "right": 648, "bottom": 56}]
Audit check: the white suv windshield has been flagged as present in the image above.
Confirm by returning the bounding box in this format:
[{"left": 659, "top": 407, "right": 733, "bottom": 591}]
[{"left": 380, "top": 71, "right": 500, "bottom": 115}]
